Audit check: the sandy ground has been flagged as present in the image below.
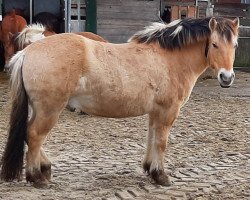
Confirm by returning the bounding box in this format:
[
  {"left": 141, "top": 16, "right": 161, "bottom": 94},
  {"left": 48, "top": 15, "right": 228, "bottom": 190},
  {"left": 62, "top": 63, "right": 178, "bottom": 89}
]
[{"left": 0, "top": 70, "right": 249, "bottom": 200}]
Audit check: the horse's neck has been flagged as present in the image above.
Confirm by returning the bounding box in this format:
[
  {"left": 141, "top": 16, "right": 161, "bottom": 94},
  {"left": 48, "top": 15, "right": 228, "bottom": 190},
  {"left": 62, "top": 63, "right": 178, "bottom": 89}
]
[{"left": 176, "top": 41, "right": 209, "bottom": 80}]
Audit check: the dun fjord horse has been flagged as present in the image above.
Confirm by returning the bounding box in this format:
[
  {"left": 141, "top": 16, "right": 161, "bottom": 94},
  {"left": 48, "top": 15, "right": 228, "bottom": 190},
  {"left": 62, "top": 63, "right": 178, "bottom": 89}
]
[
  {"left": 0, "top": 10, "right": 27, "bottom": 65},
  {"left": 5, "top": 24, "right": 107, "bottom": 68},
  {"left": 0, "top": 17, "right": 239, "bottom": 187}
]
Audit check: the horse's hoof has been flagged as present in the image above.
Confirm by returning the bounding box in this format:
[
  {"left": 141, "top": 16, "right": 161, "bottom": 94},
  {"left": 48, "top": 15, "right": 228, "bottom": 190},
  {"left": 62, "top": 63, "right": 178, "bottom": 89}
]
[
  {"left": 26, "top": 170, "right": 49, "bottom": 188},
  {"left": 66, "top": 105, "right": 76, "bottom": 112},
  {"left": 41, "top": 164, "right": 52, "bottom": 181},
  {"left": 151, "top": 170, "right": 171, "bottom": 186},
  {"left": 79, "top": 111, "right": 88, "bottom": 115},
  {"left": 33, "top": 179, "right": 49, "bottom": 189}
]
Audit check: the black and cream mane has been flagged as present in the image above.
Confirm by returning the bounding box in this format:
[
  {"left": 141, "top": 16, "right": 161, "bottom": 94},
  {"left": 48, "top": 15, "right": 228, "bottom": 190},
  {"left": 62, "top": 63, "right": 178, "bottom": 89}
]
[{"left": 129, "top": 17, "right": 236, "bottom": 50}]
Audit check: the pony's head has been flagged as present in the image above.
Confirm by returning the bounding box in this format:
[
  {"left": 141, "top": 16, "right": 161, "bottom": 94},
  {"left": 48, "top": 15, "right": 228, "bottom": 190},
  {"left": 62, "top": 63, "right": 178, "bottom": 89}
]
[
  {"left": 129, "top": 17, "right": 239, "bottom": 88},
  {"left": 207, "top": 17, "right": 239, "bottom": 88}
]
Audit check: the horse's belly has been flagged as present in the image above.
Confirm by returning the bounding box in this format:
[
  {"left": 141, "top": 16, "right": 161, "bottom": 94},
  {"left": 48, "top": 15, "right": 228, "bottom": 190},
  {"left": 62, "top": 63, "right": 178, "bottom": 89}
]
[
  {"left": 68, "top": 77, "right": 154, "bottom": 118},
  {"left": 68, "top": 94, "right": 153, "bottom": 118}
]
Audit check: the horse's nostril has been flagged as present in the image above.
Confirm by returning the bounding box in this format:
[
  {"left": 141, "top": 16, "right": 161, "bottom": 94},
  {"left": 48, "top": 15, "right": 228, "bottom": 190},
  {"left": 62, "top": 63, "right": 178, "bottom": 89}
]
[{"left": 220, "top": 73, "right": 223, "bottom": 80}]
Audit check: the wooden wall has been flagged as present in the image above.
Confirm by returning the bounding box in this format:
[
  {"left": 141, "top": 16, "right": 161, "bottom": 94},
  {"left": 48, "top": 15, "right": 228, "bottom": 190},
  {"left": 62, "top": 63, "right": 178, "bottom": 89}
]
[
  {"left": 235, "top": 26, "right": 250, "bottom": 67},
  {"left": 213, "top": 3, "right": 250, "bottom": 18},
  {"left": 96, "top": 0, "right": 160, "bottom": 43}
]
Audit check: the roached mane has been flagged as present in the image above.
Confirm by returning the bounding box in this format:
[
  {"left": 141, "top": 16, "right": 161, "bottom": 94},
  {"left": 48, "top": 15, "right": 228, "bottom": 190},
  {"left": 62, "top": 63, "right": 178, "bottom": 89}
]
[{"left": 129, "top": 17, "right": 237, "bottom": 50}]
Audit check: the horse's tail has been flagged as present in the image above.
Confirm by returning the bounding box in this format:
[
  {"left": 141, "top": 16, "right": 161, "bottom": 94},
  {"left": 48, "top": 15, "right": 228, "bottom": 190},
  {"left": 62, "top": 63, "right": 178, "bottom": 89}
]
[{"left": 0, "top": 50, "right": 28, "bottom": 181}]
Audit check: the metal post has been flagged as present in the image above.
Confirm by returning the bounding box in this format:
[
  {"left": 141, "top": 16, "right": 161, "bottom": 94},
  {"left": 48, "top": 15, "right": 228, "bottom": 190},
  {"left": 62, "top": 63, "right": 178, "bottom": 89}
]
[
  {"left": 77, "top": 0, "right": 81, "bottom": 32},
  {"left": 67, "top": 0, "right": 71, "bottom": 32},
  {"left": 30, "top": 0, "right": 33, "bottom": 24},
  {"left": 64, "top": 0, "right": 68, "bottom": 32},
  {"left": 85, "top": 0, "right": 96, "bottom": 33}
]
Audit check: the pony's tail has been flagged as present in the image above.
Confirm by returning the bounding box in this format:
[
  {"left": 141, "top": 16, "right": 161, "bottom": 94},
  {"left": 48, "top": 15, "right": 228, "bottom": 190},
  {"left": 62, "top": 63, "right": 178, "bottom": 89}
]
[{"left": 0, "top": 50, "right": 28, "bottom": 181}]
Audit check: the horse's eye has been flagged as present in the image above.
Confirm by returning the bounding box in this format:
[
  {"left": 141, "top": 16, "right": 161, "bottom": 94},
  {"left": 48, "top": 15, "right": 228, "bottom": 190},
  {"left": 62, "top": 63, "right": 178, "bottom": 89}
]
[{"left": 212, "top": 43, "right": 218, "bottom": 48}]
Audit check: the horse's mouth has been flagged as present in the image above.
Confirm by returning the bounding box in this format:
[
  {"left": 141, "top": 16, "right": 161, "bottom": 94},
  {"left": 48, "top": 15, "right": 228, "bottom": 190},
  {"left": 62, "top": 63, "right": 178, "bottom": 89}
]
[{"left": 220, "top": 84, "right": 231, "bottom": 88}]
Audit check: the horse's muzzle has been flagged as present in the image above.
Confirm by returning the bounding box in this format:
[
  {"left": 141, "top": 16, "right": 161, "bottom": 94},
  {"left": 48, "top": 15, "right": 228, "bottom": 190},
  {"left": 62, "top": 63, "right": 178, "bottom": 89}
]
[{"left": 218, "top": 70, "right": 235, "bottom": 88}]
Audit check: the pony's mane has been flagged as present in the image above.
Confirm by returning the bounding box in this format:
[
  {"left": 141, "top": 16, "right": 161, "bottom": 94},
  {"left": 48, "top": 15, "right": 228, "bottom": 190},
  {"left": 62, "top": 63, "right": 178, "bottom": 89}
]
[
  {"left": 13, "top": 23, "right": 46, "bottom": 50},
  {"left": 129, "top": 17, "right": 237, "bottom": 50}
]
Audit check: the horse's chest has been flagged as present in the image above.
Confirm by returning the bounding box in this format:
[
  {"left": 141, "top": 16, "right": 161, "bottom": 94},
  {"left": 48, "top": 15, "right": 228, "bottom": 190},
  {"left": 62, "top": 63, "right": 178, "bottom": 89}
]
[{"left": 180, "top": 84, "right": 194, "bottom": 108}]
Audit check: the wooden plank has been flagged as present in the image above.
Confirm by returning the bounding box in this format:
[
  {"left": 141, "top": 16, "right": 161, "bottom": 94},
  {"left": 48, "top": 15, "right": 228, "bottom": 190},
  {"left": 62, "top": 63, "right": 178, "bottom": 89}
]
[
  {"left": 187, "top": 6, "right": 197, "bottom": 18},
  {"left": 97, "top": 13, "right": 158, "bottom": 21},
  {"left": 180, "top": 6, "right": 188, "bottom": 18},
  {"left": 171, "top": 6, "right": 179, "bottom": 21},
  {"left": 96, "top": 0, "right": 161, "bottom": 43},
  {"left": 97, "top": 5, "right": 159, "bottom": 13},
  {"left": 216, "top": 0, "right": 241, "bottom": 4},
  {"left": 97, "top": 0, "right": 160, "bottom": 7}
]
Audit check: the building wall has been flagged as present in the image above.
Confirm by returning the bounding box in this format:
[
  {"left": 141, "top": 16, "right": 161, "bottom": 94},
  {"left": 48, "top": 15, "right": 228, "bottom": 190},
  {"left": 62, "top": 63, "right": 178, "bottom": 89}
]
[
  {"left": 235, "top": 26, "right": 250, "bottom": 67},
  {"left": 96, "top": 0, "right": 160, "bottom": 43}
]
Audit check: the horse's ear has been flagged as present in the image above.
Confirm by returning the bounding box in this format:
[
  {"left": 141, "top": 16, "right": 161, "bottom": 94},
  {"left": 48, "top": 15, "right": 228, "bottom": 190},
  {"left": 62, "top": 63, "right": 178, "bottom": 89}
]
[
  {"left": 209, "top": 18, "right": 217, "bottom": 31},
  {"left": 233, "top": 17, "right": 239, "bottom": 29}
]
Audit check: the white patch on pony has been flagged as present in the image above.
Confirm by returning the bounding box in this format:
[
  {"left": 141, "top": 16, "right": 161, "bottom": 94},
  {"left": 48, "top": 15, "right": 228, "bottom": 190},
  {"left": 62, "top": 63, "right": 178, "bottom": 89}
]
[
  {"left": 222, "top": 33, "right": 238, "bottom": 48},
  {"left": 166, "top": 19, "right": 181, "bottom": 27},
  {"left": 7, "top": 49, "right": 25, "bottom": 72},
  {"left": 29, "top": 33, "right": 46, "bottom": 43},
  {"left": 170, "top": 25, "right": 183, "bottom": 37},
  {"left": 148, "top": 130, "right": 162, "bottom": 173},
  {"left": 68, "top": 77, "right": 94, "bottom": 112},
  {"left": 232, "top": 35, "right": 238, "bottom": 47},
  {"left": 15, "top": 23, "right": 46, "bottom": 49},
  {"left": 128, "top": 22, "right": 166, "bottom": 42},
  {"left": 218, "top": 68, "right": 234, "bottom": 78},
  {"left": 128, "top": 19, "right": 182, "bottom": 42},
  {"left": 218, "top": 68, "right": 235, "bottom": 87},
  {"left": 8, "top": 50, "right": 26, "bottom": 101},
  {"left": 77, "top": 76, "right": 88, "bottom": 91}
]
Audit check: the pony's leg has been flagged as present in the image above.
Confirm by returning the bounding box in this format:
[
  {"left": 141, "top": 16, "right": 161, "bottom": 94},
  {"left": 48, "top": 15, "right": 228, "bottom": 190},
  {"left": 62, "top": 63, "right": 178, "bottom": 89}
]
[
  {"left": 40, "top": 148, "right": 52, "bottom": 181},
  {"left": 143, "top": 106, "right": 180, "bottom": 186},
  {"left": 26, "top": 110, "right": 60, "bottom": 187}
]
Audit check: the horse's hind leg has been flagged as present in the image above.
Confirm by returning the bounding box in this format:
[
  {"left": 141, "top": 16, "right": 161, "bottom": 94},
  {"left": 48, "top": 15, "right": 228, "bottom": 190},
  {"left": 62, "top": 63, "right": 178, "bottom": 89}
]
[
  {"left": 26, "top": 107, "right": 61, "bottom": 188},
  {"left": 144, "top": 106, "right": 180, "bottom": 186},
  {"left": 40, "top": 148, "right": 52, "bottom": 181}
]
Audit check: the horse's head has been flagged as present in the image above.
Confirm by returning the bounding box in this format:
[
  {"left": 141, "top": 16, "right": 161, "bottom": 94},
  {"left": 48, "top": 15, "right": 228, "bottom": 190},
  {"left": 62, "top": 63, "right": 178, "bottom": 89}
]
[{"left": 207, "top": 17, "right": 239, "bottom": 88}]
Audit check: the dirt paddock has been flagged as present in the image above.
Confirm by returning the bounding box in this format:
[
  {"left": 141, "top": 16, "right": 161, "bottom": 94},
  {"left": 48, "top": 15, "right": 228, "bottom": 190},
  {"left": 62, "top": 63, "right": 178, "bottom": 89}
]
[{"left": 0, "top": 70, "right": 249, "bottom": 200}]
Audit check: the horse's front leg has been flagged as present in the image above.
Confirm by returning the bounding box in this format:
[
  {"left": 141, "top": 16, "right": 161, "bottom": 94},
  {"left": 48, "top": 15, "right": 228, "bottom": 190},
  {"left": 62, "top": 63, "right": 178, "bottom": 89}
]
[{"left": 143, "top": 106, "right": 180, "bottom": 186}]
